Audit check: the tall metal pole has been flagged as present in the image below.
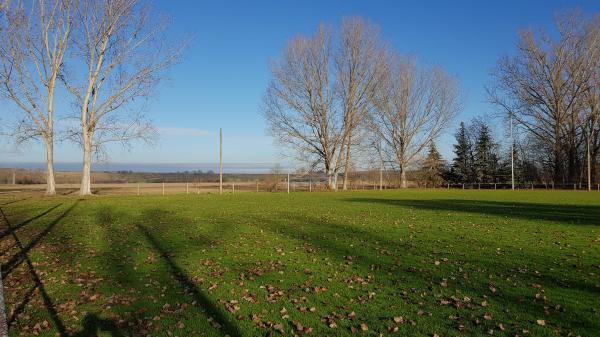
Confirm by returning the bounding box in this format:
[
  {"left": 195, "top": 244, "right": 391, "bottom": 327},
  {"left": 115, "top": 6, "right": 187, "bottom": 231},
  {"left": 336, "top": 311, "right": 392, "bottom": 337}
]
[
  {"left": 588, "top": 138, "right": 592, "bottom": 191},
  {"left": 510, "top": 113, "right": 515, "bottom": 190},
  {"left": 587, "top": 117, "right": 594, "bottom": 191},
  {"left": 219, "top": 128, "right": 223, "bottom": 195}
]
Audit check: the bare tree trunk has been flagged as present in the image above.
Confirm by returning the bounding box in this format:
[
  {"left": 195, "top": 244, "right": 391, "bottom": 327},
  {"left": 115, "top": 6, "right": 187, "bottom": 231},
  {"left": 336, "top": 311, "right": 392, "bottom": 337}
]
[
  {"left": 44, "top": 138, "right": 56, "bottom": 195},
  {"left": 342, "top": 133, "right": 351, "bottom": 190},
  {"left": 400, "top": 165, "right": 408, "bottom": 188},
  {"left": 333, "top": 171, "right": 339, "bottom": 191},
  {"left": 80, "top": 133, "right": 93, "bottom": 196}
]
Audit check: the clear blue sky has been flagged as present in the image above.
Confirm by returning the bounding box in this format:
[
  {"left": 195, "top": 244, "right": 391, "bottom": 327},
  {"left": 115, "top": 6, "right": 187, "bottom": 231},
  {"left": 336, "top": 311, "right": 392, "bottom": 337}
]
[{"left": 2, "top": 0, "right": 600, "bottom": 170}]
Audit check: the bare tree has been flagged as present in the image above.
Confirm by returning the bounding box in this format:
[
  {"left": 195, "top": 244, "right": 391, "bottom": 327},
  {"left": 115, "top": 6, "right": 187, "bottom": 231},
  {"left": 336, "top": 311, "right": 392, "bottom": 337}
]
[
  {"left": 61, "top": 0, "right": 182, "bottom": 195},
  {"left": 578, "top": 16, "right": 600, "bottom": 190},
  {"left": 263, "top": 24, "right": 343, "bottom": 189},
  {"left": 334, "top": 17, "right": 387, "bottom": 190},
  {"left": 488, "top": 13, "right": 598, "bottom": 185},
  {"left": 369, "top": 55, "right": 460, "bottom": 188},
  {"left": 0, "top": 0, "right": 74, "bottom": 195}
]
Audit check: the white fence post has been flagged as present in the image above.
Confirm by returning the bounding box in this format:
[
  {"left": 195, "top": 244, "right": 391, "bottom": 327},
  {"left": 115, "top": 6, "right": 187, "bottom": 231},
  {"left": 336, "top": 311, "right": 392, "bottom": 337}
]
[
  {"left": 287, "top": 174, "right": 290, "bottom": 194},
  {"left": 186, "top": 182, "right": 189, "bottom": 195},
  {"left": 162, "top": 182, "right": 165, "bottom": 196},
  {"left": 137, "top": 183, "right": 140, "bottom": 196}
]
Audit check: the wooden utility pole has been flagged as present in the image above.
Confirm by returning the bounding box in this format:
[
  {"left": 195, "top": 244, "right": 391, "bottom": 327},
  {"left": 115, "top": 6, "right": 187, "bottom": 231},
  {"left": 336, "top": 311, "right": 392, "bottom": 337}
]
[{"left": 219, "top": 128, "right": 223, "bottom": 195}]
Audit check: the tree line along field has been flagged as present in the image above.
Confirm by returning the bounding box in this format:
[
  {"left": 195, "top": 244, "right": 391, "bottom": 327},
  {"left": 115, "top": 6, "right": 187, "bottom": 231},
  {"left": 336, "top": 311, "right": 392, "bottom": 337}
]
[{"left": 0, "top": 190, "right": 598, "bottom": 337}]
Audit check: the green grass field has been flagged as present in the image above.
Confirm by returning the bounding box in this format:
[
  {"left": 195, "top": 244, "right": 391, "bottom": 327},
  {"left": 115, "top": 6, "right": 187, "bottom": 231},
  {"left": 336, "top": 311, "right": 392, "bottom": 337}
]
[{"left": 0, "top": 190, "right": 598, "bottom": 337}]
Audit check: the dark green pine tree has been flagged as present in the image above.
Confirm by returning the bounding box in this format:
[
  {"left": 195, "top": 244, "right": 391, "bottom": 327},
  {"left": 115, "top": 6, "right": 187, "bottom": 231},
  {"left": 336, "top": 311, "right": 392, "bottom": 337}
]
[
  {"left": 421, "top": 142, "right": 445, "bottom": 187},
  {"left": 452, "top": 122, "right": 473, "bottom": 183},
  {"left": 473, "top": 123, "right": 499, "bottom": 183}
]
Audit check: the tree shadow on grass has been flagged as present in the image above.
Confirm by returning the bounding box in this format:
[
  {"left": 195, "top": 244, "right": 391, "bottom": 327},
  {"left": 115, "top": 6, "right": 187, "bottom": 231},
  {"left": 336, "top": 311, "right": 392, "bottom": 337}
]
[
  {"left": 71, "top": 313, "right": 125, "bottom": 337},
  {"left": 0, "top": 201, "right": 79, "bottom": 336},
  {"left": 0, "top": 203, "right": 63, "bottom": 240},
  {"left": 36, "top": 205, "right": 244, "bottom": 337},
  {"left": 248, "top": 212, "right": 597, "bottom": 335},
  {"left": 347, "top": 198, "right": 600, "bottom": 226},
  {"left": 137, "top": 222, "right": 243, "bottom": 337},
  {"left": 1, "top": 202, "right": 78, "bottom": 276},
  {"left": 0, "top": 197, "right": 31, "bottom": 206}
]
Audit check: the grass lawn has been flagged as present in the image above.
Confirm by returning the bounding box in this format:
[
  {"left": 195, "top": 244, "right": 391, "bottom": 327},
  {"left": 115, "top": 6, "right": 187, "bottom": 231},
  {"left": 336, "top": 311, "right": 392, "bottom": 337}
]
[{"left": 0, "top": 190, "right": 598, "bottom": 337}]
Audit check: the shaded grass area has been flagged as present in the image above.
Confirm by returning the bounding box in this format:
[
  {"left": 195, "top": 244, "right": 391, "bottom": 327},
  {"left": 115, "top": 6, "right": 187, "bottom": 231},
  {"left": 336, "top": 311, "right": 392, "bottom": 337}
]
[{"left": 0, "top": 190, "right": 598, "bottom": 336}]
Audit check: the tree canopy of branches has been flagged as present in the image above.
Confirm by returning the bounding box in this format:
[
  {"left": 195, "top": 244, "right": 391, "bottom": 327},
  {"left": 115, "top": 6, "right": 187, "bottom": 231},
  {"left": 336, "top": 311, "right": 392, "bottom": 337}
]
[
  {"left": 62, "top": 0, "right": 182, "bottom": 195},
  {"left": 334, "top": 17, "right": 387, "bottom": 189},
  {"left": 369, "top": 55, "right": 460, "bottom": 187},
  {"left": 489, "top": 13, "right": 600, "bottom": 188},
  {"left": 263, "top": 18, "right": 387, "bottom": 190},
  {"left": 263, "top": 24, "right": 341, "bottom": 189},
  {"left": 0, "top": 0, "right": 75, "bottom": 195}
]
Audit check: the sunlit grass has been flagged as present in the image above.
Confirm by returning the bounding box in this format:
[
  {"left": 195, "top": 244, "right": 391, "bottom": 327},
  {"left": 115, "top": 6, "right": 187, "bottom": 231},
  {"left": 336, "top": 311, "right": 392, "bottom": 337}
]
[{"left": 1, "top": 190, "right": 598, "bottom": 336}]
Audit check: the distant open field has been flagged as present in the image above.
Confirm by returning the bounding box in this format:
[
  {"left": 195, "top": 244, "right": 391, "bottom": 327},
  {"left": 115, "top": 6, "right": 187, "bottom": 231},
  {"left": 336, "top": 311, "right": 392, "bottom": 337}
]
[
  {"left": 0, "top": 181, "right": 382, "bottom": 196},
  {"left": 0, "top": 190, "right": 598, "bottom": 336},
  {"left": 0, "top": 182, "right": 261, "bottom": 196}
]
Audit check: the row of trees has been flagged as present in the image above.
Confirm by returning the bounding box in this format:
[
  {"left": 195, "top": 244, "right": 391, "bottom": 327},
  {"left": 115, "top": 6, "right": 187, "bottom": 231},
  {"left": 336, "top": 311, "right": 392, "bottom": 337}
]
[
  {"left": 0, "top": 0, "right": 181, "bottom": 195},
  {"left": 489, "top": 12, "right": 600, "bottom": 189},
  {"left": 263, "top": 17, "right": 460, "bottom": 189},
  {"left": 265, "top": 13, "right": 600, "bottom": 190},
  {"left": 415, "top": 118, "right": 578, "bottom": 188},
  {"left": 451, "top": 121, "right": 504, "bottom": 184},
  {"left": 419, "top": 112, "right": 600, "bottom": 188}
]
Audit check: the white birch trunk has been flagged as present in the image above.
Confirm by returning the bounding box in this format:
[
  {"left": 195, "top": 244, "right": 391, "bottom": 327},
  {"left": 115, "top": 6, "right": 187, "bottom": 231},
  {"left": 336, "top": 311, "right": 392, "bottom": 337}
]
[
  {"left": 342, "top": 133, "right": 351, "bottom": 190},
  {"left": 326, "top": 167, "right": 337, "bottom": 190},
  {"left": 80, "top": 133, "right": 93, "bottom": 195},
  {"left": 400, "top": 163, "right": 408, "bottom": 188},
  {"left": 44, "top": 137, "right": 56, "bottom": 195}
]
